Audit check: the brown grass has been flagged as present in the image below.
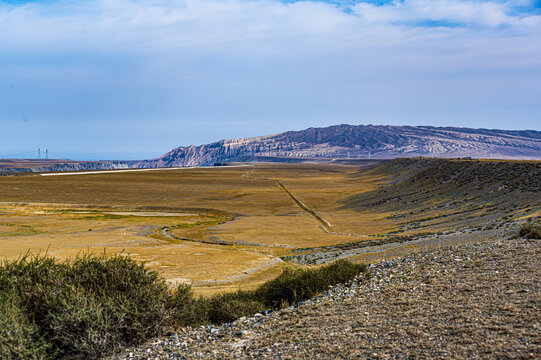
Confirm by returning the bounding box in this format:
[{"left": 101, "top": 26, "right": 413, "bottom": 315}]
[
  {"left": 1, "top": 160, "right": 536, "bottom": 294},
  {"left": 0, "top": 164, "right": 385, "bottom": 294}
]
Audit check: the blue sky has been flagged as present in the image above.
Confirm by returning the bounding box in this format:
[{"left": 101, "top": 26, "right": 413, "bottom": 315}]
[{"left": 1, "top": 0, "right": 540, "bottom": 160}]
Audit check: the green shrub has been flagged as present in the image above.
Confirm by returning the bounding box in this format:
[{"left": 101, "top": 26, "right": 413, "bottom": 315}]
[
  {"left": 517, "top": 223, "right": 541, "bottom": 239},
  {"left": 0, "top": 254, "right": 174, "bottom": 359},
  {"left": 41, "top": 288, "right": 118, "bottom": 359},
  {"left": 0, "top": 253, "right": 367, "bottom": 359},
  {"left": 0, "top": 293, "right": 48, "bottom": 360},
  {"left": 169, "top": 285, "right": 208, "bottom": 327},
  {"left": 206, "top": 291, "right": 265, "bottom": 324},
  {"left": 69, "top": 254, "right": 173, "bottom": 343},
  {"left": 255, "top": 260, "right": 367, "bottom": 308}
]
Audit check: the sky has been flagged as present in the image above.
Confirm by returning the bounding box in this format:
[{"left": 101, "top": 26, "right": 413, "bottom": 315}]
[{"left": 1, "top": 0, "right": 540, "bottom": 160}]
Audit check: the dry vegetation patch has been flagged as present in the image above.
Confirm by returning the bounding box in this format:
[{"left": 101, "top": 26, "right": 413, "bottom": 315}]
[{"left": 0, "top": 159, "right": 538, "bottom": 293}]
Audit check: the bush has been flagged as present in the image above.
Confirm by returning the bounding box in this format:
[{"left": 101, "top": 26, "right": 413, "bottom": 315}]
[
  {"left": 206, "top": 291, "right": 265, "bottom": 324},
  {"left": 0, "top": 254, "right": 174, "bottom": 359},
  {"left": 0, "top": 293, "right": 48, "bottom": 360},
  {"left": 69, "top": 254, "right": 173, "bottom": 343},
  {"left": 255, "top": 260, "right": 367, "bottom": 308},
  {"left": 169, "top": 285, "right": 208, "bottom": 327},
  {"left": 0, "top": 253, "right": 367, "bottom": 359},
  {"left": 41, "top": 288, "right": 117, "bottom": 359},
  {"left": 517, "top": 223, "right": 541, "bottom": 239}
]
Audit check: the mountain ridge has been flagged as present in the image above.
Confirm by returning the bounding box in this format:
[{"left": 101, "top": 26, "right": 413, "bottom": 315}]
[
  {"left": 136, "top": 124, "right": 541, "bottom": 168},
  {"left": 2, "top": 124, "right": 539, "bottom": 174}
]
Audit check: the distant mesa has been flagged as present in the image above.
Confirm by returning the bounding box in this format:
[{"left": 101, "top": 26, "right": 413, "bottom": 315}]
[
  {"left": 135, "top": 124, "right": 541, "bottom": 168},
  {"left": 2, "top": 124, "right": 540, "bottom": 174}
]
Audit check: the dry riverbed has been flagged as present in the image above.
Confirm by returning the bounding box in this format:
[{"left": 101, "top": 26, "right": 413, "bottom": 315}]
[{"left": 111, "top": 237, "right": 540, "bottom": 359}]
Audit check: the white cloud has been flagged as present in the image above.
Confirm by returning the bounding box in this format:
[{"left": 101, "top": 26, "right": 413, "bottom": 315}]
[
  {"left": 352, "top": 0, "right": 541, "bottom": 29},
  {"left": 1, "top": 0, "right": 537, "bottom": 53},
  {"left": 0, "top": 1, "right": 353, "bottom": 54},
  {"left": 1, "top": 0, "right": 539, "bottom": 81},
  {"left": 0, "top": 0, "right": 540, "bottom": 148}
]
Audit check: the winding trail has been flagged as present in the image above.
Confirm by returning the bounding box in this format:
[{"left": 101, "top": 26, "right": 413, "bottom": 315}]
[
  {"left": 160, "top": 222, "right": 285, "bottom": 288},
  {"left": 161, "top": 225, "right": 234, "bottom": 246}
]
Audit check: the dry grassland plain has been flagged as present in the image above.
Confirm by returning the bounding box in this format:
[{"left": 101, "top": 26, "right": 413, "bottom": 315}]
[{"left": 0, "top": 161, "right": 538, "bottom": 294}]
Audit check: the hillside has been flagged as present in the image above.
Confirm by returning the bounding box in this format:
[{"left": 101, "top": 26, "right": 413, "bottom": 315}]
[
  {"left": 344, "top": 158, "right": 541, "bottom": 210},
  {"left": 137, "top": 124, "right": 541, "bottom": 168},
  {"left": 280, "top": 158, "right": 540, "bottom": 265},
  {"left": 113, "top": 238, "right": 540, "bottom": 359}
]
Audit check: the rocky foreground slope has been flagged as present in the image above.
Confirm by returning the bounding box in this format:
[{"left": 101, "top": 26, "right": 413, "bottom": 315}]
[
  {"left": 137, "top": 124, "right": 541, "bottom": 167},
  {"left": 112, "top": 238, "right": 540, "bottom": 359}
]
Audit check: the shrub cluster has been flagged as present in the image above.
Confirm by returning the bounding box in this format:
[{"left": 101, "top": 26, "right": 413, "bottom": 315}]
[
  {"left": 255, "top": 259, "right": 365, "bottom": 309},
  {"left": 517, "top": 222, "right": 541, "bottom": 239},
  {"left": 0, "top": 254, "right": 366, "bottom": 359},
  {"left": 0, "top": 254, "right": 172, "bottom": 359}
]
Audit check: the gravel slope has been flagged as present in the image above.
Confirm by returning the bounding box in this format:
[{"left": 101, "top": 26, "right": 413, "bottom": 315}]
[{"left": 112, "top": 238, "right": 540, "bottom": 359}]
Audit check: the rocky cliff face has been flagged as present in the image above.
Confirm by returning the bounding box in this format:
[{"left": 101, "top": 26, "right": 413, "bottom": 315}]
[{"left": 136, "top": 124, "right": 541, "bottom": 168}]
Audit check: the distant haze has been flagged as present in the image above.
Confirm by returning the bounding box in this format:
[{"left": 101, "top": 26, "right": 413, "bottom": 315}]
[{"left": 1, "top": 0, "right": 540, "bottom": 160}]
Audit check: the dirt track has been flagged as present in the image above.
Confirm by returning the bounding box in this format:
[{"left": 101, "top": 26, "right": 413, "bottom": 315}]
[{"left": 274, "top": 179, "right": 370, "bottom": 239}]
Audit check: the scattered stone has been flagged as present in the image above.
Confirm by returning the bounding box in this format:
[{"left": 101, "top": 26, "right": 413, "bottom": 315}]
[{"left": 109, "top": 238, "right": 540, "bottom": 360}]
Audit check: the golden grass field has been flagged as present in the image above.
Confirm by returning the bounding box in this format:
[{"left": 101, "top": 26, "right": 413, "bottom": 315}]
[
  {"left": 0, "top": 164, "right": 386, "bottom": 293},
  {"left": 0, "top": 160, "right": 538, "bottom": 294}
]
